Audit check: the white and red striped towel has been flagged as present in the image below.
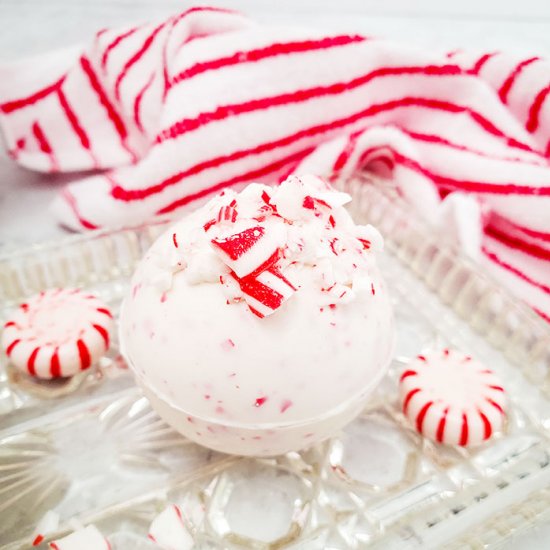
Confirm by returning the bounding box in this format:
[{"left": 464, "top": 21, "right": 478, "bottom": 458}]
[{"left": 0, "top": 7, "right": 549, "bottom": 321}]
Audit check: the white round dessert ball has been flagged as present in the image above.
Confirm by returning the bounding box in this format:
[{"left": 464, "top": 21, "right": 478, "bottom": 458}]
[{"left": 120, "top": 175, "right": 394, "bottom": 456}]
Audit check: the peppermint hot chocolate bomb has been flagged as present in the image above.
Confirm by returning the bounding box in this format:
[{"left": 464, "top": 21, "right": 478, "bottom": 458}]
[{"left": 119, "top": 175, "right": 394, "bottom": 456}]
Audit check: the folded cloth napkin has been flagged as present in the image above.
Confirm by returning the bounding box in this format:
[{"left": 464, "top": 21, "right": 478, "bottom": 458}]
[{"left": 0, "top": 6, "right": 549, "bottom": 321}]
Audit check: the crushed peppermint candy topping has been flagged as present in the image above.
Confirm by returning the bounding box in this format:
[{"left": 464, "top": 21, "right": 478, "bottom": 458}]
[{"left": 152, "top": 175, "right": 383, "bottom": 319}]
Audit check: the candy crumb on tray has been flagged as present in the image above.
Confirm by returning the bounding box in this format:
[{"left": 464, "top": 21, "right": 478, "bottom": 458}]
[
  {"left": 32, "top": 510, "right": 60, "bottom": 546},
  {"left": 399, "top": 348, "right": 507, "bottom": 447},
  {"left": 148, "top": 504, "right": 194, "bottom": 550},
  {"left": 49, "top": 525, "right": 110, "bottom": 550}
]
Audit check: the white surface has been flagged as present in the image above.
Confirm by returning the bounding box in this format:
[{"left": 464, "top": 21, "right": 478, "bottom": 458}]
[{"left": 1, "top": 0, "right": 549, "bottom": 546}]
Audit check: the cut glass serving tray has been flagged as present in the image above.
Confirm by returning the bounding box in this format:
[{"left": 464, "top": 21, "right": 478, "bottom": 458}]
[{"left": 1, "top": 176, "right": 550, "bottom": 549}]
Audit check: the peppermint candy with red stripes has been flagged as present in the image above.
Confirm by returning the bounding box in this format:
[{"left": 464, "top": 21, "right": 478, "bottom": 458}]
[
  {"left": 399, "top": 349, "right": 507, "bottom": 447},
  {"left": 1, "top": 288, "right": 114, "bottom": 379}
]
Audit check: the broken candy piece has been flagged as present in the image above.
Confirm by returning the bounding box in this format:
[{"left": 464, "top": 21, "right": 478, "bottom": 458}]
[
  {"left": 148, "top": 504, "right": 194, "bottom": 550},
  {"left": 49, "top": 525, "right": 109, "bottom": 550}
]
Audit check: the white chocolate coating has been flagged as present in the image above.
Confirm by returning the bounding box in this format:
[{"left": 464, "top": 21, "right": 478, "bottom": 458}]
[{"left": 120, "top": 176, "right": 394, "bottom": 455}]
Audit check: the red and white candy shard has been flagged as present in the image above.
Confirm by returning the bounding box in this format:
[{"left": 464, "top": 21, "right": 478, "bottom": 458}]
[
  {"left": 399, "top": 349, "right": 507, "bottom": 447},
  {"left": 148, "top": 504, "right": 194, "bottom": 550},
  {"left": 49, "top": 525, "right": 110, "bottom": 550},
  {"left": 271, "top": 175, "right": 350, "bottom": 221},
  {"left": 234, "top": 263, "right": 297, "bottom": 318},
  {"left": 32, "top": 510, "right": 60, "bottom": 547},
  {"left": 210, "top": 223, "right": 286, "bottom": 278},
  {"left": 1, "top": 288, "right": 114, "bottom": 379}
]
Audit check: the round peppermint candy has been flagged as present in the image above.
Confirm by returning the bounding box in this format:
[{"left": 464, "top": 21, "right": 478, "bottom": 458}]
[
  {"left": 1, "top": 288, "right": 113, "bottom": 379},
  {"left": 399, "top": 349, "right": 507, "bottom": 447}
]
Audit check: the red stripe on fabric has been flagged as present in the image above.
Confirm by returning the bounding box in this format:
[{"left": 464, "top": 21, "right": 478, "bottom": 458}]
[
  {"left": 93, "top": 324, "right": 110, "bottom": 348},
  {"left": 482, "top": 247, "right": 550, "bottom": 294},
  {"left": 114, "top": 94, "right": 541, "bottom": 202},
  {"left": 157, "top": 92, "right": 538, "bottom": 158},
  {"left": 436, "top": 407, "right": 449, "bottom": 443},
  {"left": 50, "top": 349, "right": 61, "bottom": 377},
  {"left": 403, "top": 388, "right": 421, "bottom": 414},
  {"left": 133, "top": 72, "right": 155, "bottom": 132},
  {"left": 6, "top": 339, "right": 20, "bottom": 356},
  {"left": 370, "top": 144, "right": 550, "bottom": 196},
  {"left": 80, "top": 55, "right": 137, "bottom": 161},
  {"left": 358, "top": 144, "right": 550, "bottom": 196},
  {"left": 160, "top": 24, "right": 173, "bottom": 100},
  {"left": 62, "top": 188, "right": 99, "bottom": 230},
  {"left": 170, "top": 34, "right": 365, "bottom": 87},
  {"left": 27, "top": 347, "right": 39, "bottom": 376},
  {"left": 333, "top": 130, "right": 362, "bottom": 172},
  {"left": 174, "top": 5, "right": 237, "bottom": 24},
  {"left": 509, "top": 222, "right": 550, "bottom": 242},
  {"left": 114, "top": 21, "right": 167, "bottom": 100},
  {"left": 79, "top": 56, "right": 130, "bottom": 141},
  {"left": 489, "top": 212, "right": 550, "bottom": 242},
  {"left": 3, "top": 321, "right": 17, "bottom": 329},
  {"left": 32, "top": 122, "right": 58, "bottom": 171},
  {"left": 479, "top": 410, "right": 492, "bottom": 439},
  {"left": 534, "top": 307, "right": 550, "bottom": 323},
  {"left": 101, "top": 27, "right": 139, "bottom": 69},
  {"left": 406, "top": 156, "right": 550, "bottom": 196},
  {"left": 416, "top": 401, "right": 433, "bottom": 434},
  {"left": 469, "top": 52, "right": 497, "bottom": 75},
  {"left": 159, "top": 7, "right": 235, "bottom": 97},
  {"left": 459, "top": 413, "right": 469, "bottom": 445},
  {"left": 526, "top": 84, "right": 550, "bottom": 133},
  {"left": 498, "top": 57, "right": 539, "bottom": 104},
  {"left": 156, "top": 147, "right": 314, "bottom": 215},
  {"left": 0, "top": 76, "right": 65, "bottom": 114},
  {"left": 399, "top": 370, "right": 418, "bottom": 381},
  {"left": 485, "top": 225, "right": 550, "bottom": 261},
  {"left": 57, "top": 88, "right": 97, "bottom": 165},
  {"left": 399, "top": 127, "right": 544, "bottom": 165},
  {"left": 157, "top": 64, "right": 462, "bottom": 143},
  {"left": 77, "top": 339, "right": 91, "bottom": 370}
]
